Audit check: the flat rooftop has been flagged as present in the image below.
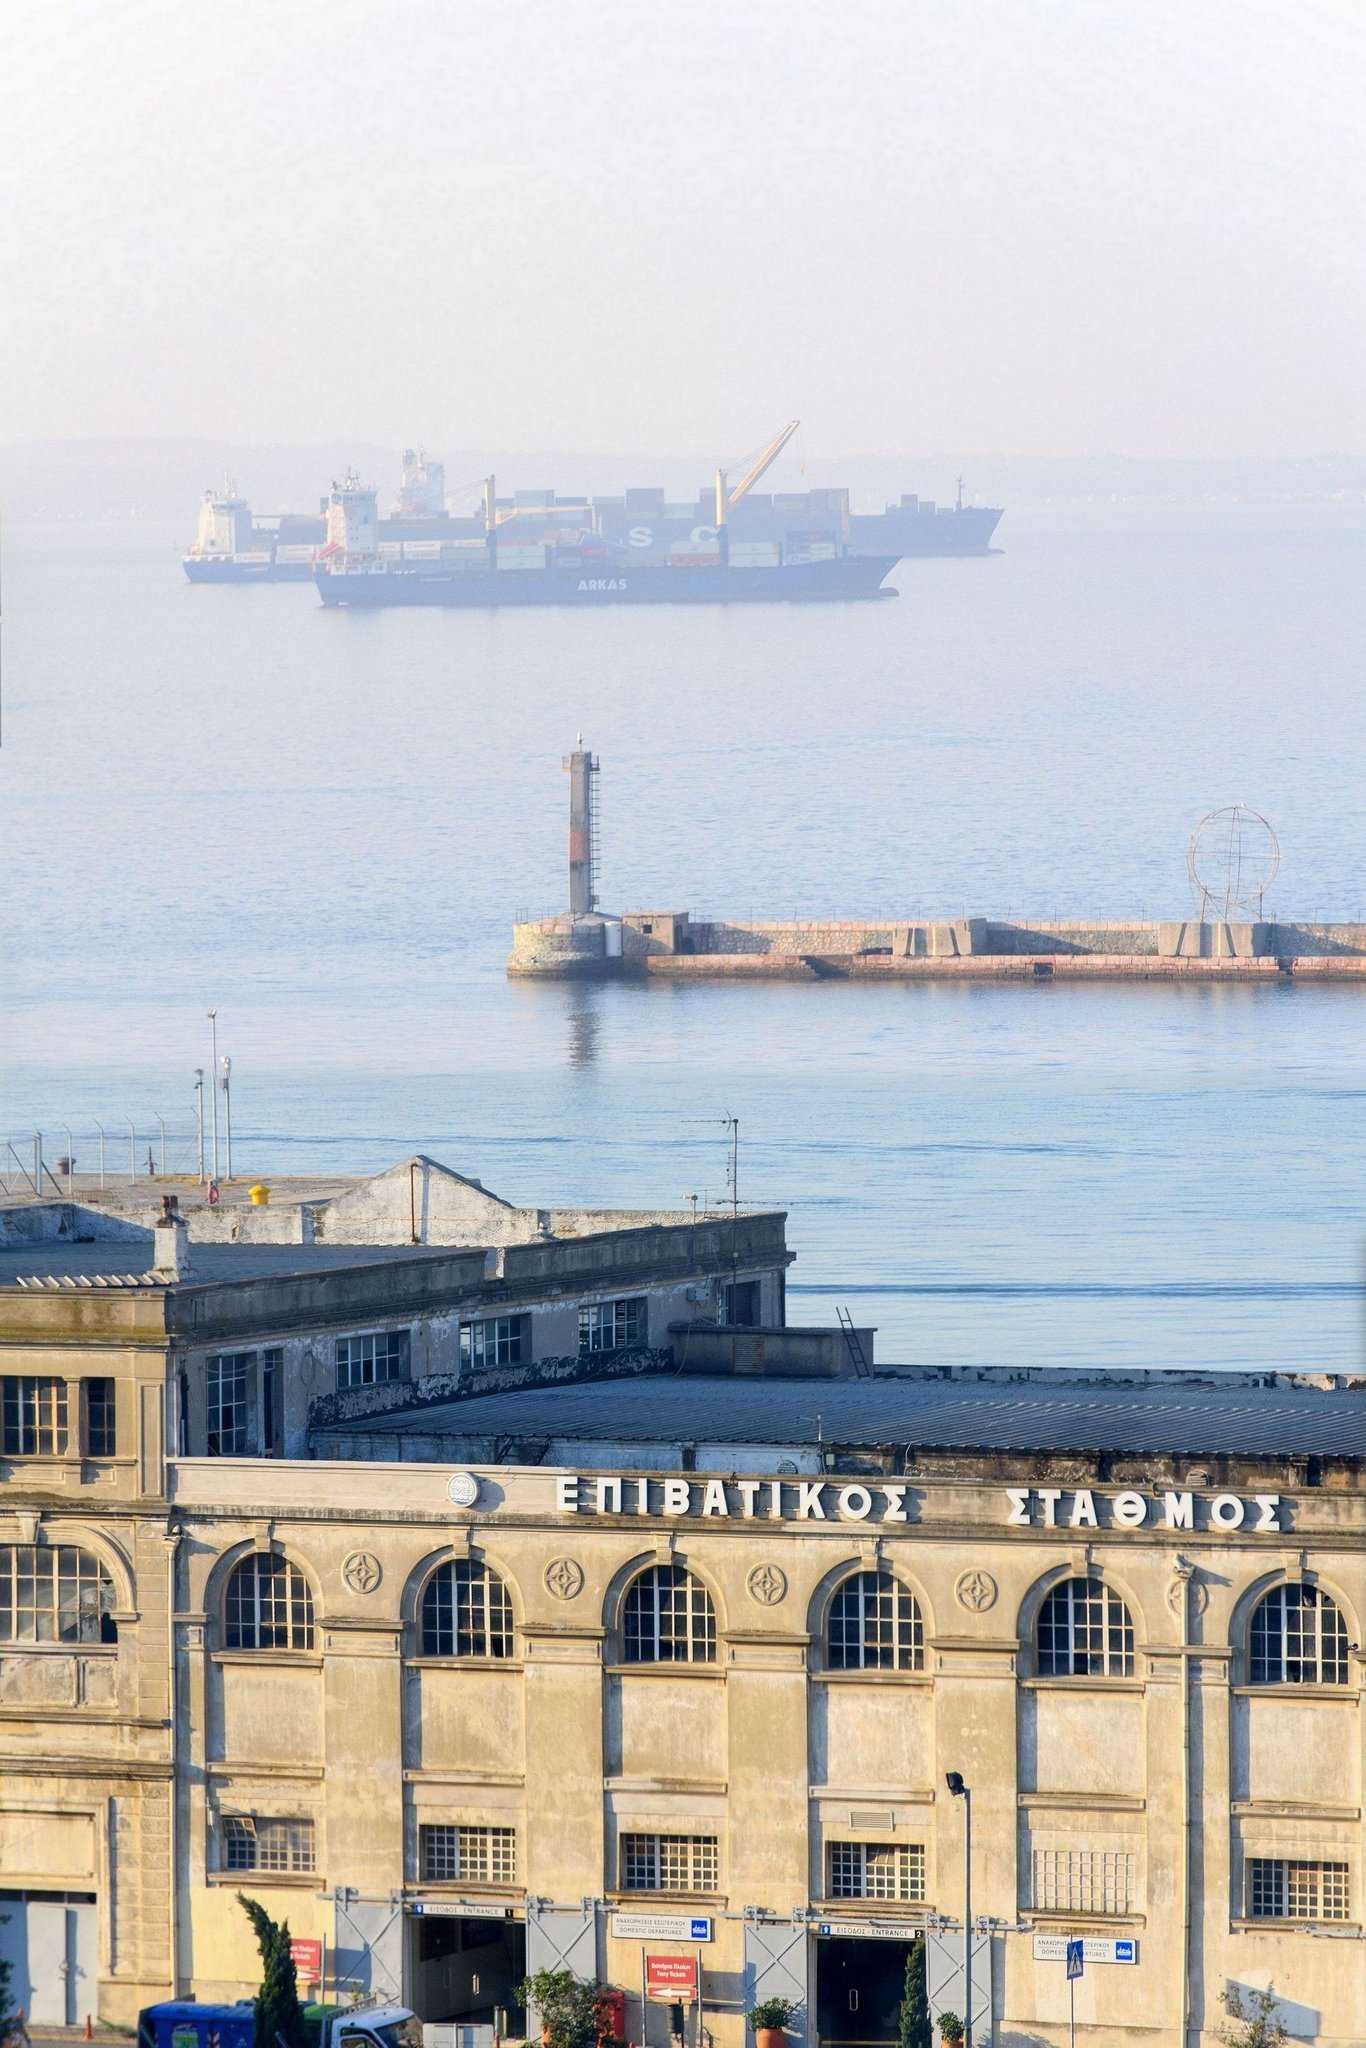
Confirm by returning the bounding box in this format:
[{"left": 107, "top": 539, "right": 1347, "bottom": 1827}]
[
  {"left": 0, "top": 1240, "right": 470, "bottom": 1288},
  {"left": 325, "top": 1370, "right": 1366, "bottom": 1460}
]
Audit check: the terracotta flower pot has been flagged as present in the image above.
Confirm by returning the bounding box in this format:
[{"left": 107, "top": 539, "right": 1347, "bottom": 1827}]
[{"left": 756, "top": 2029, "right": 787, "bottom": 2048}]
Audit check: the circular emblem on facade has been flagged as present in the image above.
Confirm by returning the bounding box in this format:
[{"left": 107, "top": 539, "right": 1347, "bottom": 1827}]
[
  {"left": 446, "top": 1470, "right": 480, "bottom": 1508},
  {"left": 747, "top": 1562, "right": 788, "bottom": 1607},
  {"left": 955, "top": 1568, "right": 998, "bottom": 1613},
  {"left": 341, "top": 1550, "right": 382, "bottom": 1596},
  {"left": 1167, "top": 1573, "right": 1209, "bottom": 1617},
  {"left": 544, "top": 1557, "right": 584, "bottom": 1601}
]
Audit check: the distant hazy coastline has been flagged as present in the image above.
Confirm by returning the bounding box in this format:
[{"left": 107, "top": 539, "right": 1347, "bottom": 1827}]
[{"left": 4, "top": 437, "right": 1365, "bottom": 524}]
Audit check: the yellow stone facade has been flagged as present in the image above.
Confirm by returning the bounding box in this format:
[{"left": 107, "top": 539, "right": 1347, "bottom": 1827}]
[
  {"left": 124, "top": 1456, "right": 1366, "bottom": 2045},
  {"left": 3, "top": 1291, "right": 1364, "bottom": 2044}
]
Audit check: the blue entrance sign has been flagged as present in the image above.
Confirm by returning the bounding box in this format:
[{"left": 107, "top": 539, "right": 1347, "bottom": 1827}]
[{"left": 1066, "top": 1940, "right": 1084, "bottom": 1982}]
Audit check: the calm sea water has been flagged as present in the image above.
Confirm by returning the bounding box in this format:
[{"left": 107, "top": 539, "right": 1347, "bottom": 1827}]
[{"left": 4, "top": 505, "right": 1366, "bottom": 1372}]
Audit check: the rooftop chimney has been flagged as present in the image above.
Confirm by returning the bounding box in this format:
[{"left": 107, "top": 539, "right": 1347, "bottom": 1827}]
[{"left": 153, "top": 1196, "right": 192, "bottom": 1282}]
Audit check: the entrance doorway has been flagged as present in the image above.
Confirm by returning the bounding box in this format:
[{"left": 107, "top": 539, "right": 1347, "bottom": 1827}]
[
  {"left": 0, "top": 1891, "right": 98, "bottom": 2027},
  {"left": 407, "top": 1912, "right": 526, "bottom": 2031},
  {"left": 815, "top": 1937, "right": 910, "bottom": 2048}
]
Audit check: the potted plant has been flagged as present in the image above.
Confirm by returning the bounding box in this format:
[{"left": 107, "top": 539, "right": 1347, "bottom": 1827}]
[
  {"left": 516, "top": 1969, "right": 604, "bottom": 2048},
  {"left": 749, "top": 1997, "right": 797, "bottom": 2048},
  {"left": 936, "top": 2014, "right": 965, "bottom": 2046}
]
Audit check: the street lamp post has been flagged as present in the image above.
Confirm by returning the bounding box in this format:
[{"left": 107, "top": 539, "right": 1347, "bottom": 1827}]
[
  {"left": 946, "top": 1772, "right": 973, "bottom": 2047},
  {"left": 207, "top": 1011, "right": 220, "bottom": 1180}
]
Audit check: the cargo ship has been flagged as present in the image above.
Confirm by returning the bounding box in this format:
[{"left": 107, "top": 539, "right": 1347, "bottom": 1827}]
[
  {"left": 185, "top": 428, "right": 1001, "bottom": 589},
  {"left": 313, "top": 468, "right": 896, "bottom": 607},
  {"left": 181, "top": 482, "right": 323, "bottom": 582}
]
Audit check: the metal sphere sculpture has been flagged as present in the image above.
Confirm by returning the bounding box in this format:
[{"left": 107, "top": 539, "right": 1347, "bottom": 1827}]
[{"left": 1187, "top": 805, "right": 1280, "bottom": 920}]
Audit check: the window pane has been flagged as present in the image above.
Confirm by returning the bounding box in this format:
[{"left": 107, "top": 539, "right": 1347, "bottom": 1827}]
[
  {"left": 420, "top": 1825, "right": 516, "bottom": 1884},
  {"left": 827, "top": 1572, "right": 922, "bottom": 1672},
  {"left": 0, "top": 1544, "right": 116, "bottom": 1645},
  {"left": 1249, "top": 1858, "right": 1349, "bottom": 1922},
  {"left": 223, "top": 1816, "right": 314, "bottom": 1873},
  {"left": 225, "top": 1553, "right": 315, "bottom": 1651},
  {"left": 1, "top": 1377, "right": 69, "bottom": 1455},
  {"left": 206, "top": 1353, "right": 251, "bottom": 1456},
  {"left": 828, "top": 1842, "right": 924, "bottom": 1903},
  {"left": 460, "top": 1318, "right": 527, "bottom": 1371},
  {"left": 1251, "top": 1585, "right": 1349, "bottom": 1686},
  {"left": 83, "top": 1380, "right": 117, "bottom": 1457},
  {"left": 578, "top": 1298, "right": 647, "bottom": 1355},
  {"left": 621, "top": 1833, "right": 717, "bottom": 1893},
  {"left": 335, "top": 1330, "right": 411, "bottom": 1391},
  {"left": 623, "top": 1566, "right": 715, "bottom": 1664},
  {"left": 421, "top": 1561, "right": 514, "bottom": 1658},
  {"left": 1037, "top": 1579, "right": 1134, "bottom": 1678},
  {"left": 1032, "top": 1849, "right": 1133, "bottom": 1915}
]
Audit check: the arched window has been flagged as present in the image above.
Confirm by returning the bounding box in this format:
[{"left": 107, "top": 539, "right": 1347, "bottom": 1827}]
[
  {"left": 623, "top": 1565, "right": 716, "bottom": 1664},
  {"left": 827, "top": 1571, "right": 923, "bottom": 1671},
  {"left": 1250, "top": 1584, "right": 1349, "bottom": 1685},
  {"left": 0, "top": 1545, "right": 117, "bottom": 1645},
  {"left": 1036, "top": 1578, "right": 1134, "bottom": 1678},
  {"left": 421, "top": 1560, "right": 515, "bottom": 1658},
  {"left": 224, "top": 1552, "right": 315, "bottom": 1651}
]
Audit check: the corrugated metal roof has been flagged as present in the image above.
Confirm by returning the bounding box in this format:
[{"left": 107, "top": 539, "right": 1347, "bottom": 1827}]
[{"left": 328, "top": 1372, "right": 1366, "bottom": 1459}]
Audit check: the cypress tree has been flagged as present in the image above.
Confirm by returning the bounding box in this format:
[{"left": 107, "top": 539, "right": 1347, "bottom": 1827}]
[
  {"left": 238, "top": 1894, "right": 307, "bottom": 2048},
  {"left": 898, "top": 1936, "right": 931, "bottom": 2048}
]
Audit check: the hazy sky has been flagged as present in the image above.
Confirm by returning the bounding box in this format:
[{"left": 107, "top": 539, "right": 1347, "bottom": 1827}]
[{"left": 4, "top": 0, "right": 1364, "bottom": 460}]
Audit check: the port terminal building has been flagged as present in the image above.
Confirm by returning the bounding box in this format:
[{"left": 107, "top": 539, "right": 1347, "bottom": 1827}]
[{"left": 0, "top": 1163, "right": 1363, "bottom": 2046}]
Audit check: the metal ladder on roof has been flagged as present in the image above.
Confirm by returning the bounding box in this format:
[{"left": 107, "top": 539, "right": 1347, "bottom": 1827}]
[{"left": 837, "top": 1303, "right": 873, "bottom": 1378}]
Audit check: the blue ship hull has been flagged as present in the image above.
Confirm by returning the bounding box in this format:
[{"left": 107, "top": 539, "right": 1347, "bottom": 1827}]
[
  {"left": 183, "top": 558, "right": 315, "bottom": 584},
  {"left": 313, "top": 556, "right": 899, "bottom": 607}
]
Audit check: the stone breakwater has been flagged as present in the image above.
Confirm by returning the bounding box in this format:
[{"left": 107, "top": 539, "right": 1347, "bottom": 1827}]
[{"left": 508, "top": 912, "right": 1366, "bottom": 981}]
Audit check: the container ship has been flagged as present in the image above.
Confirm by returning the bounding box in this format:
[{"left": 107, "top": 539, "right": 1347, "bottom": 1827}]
[{"left": 183, "top": 427, "right": 1002, "bottom": 593}]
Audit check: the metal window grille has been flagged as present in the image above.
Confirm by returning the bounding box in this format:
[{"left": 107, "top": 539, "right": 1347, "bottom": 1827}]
[
  {"left": 827, "top": 1842, "right": 925, "bottom": 1903},
  {"left": 224, "top": 1552, "right": 315, "bottom": 1651},
  {"left": 1031, "top": 1849, "right": 1134, "bottom": 1915},
  {"left": 1248, "top": 1858, "right": 1350, "bottom": 1922},
  {"left": 459, "top": 1318, "right": 527, "bottom": 1371},
  {"left": 827, "top": 1571, "right": 923, "bottom": 1672},
  {"left": 420, "top": 1560, "right": 515, "bottom": 1658},
  {"left": 1036, "top": 1578, "right": 1135, "bottom": 1678},
  {"left": 335, "top": 1329, "right": 411, "bottom": 1391},
  {"left": 578, "top": 1297, "right": 647, "bottom": 1355},
  {"left": 1250, "top": 1585, "right": 1350, "bottom": 1686},
  {"left": 206, "top": 1353, "right": 251, "bottom": 1455},
  {"left": 1, "top": 1376, "right": 69, "bottom": 1456},
  {"left": 622, "top": 1564, "right": 716, "bottom": 1664},
  {"left": 0, "top": 1544, "right": 117, "bottom": 1645},
  {"left": 83, "top": 1378, "right": 117, "bottom": 1457},
  {"left": 620, "top": 1833, "right": 719, "bottom": 1894},
  {"left": 419, "top": 1825, "right": 517, "bottom": 1884},
  {"left": 223, "top": 1816, "right": 315, "bottom": 1874}
]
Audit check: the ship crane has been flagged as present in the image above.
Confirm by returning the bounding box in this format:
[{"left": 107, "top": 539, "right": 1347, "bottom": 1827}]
[{"left": 726, "top": 420, "right": 800, "bottom": 508}]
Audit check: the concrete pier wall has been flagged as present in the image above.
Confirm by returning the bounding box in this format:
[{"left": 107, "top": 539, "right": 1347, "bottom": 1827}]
[{"left": 508, "top": 911, "right": 1366, "bottom": 981}]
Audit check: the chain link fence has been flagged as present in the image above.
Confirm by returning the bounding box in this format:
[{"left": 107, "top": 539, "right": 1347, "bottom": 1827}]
[{"left": 1, "top": 1121, "right": 211, "bottom": 1198}]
